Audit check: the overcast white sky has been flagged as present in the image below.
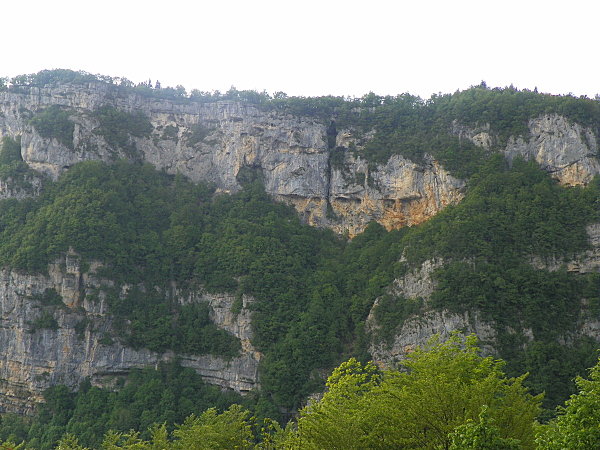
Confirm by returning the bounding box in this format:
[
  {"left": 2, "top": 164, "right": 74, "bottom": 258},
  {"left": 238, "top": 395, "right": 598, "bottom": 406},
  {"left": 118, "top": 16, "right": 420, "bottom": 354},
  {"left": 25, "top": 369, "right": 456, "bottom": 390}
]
[{"left": 2, "top": 1, "right": 599, "bottom": 99}]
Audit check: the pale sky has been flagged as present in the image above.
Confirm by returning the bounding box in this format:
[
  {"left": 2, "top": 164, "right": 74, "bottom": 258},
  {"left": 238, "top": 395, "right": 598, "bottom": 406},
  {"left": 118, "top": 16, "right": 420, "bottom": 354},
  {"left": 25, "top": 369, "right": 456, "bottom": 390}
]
[{"left": 2, "top": 0, "right": 599, "bottom": 99}]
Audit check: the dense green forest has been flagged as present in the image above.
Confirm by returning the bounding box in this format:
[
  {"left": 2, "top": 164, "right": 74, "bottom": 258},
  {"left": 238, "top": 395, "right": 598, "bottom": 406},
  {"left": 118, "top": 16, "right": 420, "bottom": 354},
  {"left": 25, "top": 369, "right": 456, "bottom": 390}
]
[
  {"left": 0, "top": 70, "right": 599, "bottom": 447},
  {"left": 0, "top": 362, "right": 248, "bottom": 449}
]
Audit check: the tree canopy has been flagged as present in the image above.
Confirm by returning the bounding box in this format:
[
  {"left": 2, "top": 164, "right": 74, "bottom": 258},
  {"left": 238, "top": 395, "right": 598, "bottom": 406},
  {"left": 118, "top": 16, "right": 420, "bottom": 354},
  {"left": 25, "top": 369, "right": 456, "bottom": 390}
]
[
  {"left": 536, "top": 357, "right": 600, "bottom": 449},
  {"left": 285, "top": 334, "right": 541, "bottom": 449}
]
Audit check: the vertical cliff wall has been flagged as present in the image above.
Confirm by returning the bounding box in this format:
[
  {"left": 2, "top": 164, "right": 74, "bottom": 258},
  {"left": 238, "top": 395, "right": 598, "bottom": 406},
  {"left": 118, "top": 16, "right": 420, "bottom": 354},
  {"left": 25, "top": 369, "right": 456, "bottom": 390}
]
[
  {"left": 0, "top": 251, "right": 260, "bottom": 414},
  {"left": 0, "top": 85, "right": 468, "bottom": 235},
  {"left": 367, "top": 222, "right": 600, "bottom": 367},
  {"left": 453, "top": 114, "right": 600, "bottom": 186}
]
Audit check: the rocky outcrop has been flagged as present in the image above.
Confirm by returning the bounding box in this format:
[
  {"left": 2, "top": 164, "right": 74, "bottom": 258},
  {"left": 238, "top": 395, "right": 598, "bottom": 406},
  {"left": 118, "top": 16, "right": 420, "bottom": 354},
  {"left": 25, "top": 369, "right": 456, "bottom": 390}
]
[
  {"left": 0, "top": 251, "right": 260, "bottom": 415},
  {"left": 365, "top": 259, "right": 493, "bottom": 367},
  {"left": 390, "top": 259, "right": 445, "bottom": 300},
  {"left": 0, "top": 176, "right": 42, "bottom": 200},
  {"left": 0, "top": 84, "right": 466, "bottom": 235},
  {"left": 369, "top": 310, "right": 497, "bottom": 368},
  {"left": 325, "top": 153, "right": 465, "bottom": 236},
  {"left": 530, "top": 223, "right": 600, "bottom": 273},
  {"left": 505, "top": 115, "right": 600, "bottom": 186},
  {"left": 368, "top": 219, "right": 600, "bottom": 367},
  {"left": 454, "top": 115, "right": 600, "bottom": 186}
]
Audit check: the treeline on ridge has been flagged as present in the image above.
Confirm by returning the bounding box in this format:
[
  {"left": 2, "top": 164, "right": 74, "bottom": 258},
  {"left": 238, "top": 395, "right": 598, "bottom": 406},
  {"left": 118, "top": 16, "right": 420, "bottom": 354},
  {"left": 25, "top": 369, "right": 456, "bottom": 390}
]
[{"left": 3, "top": 69, "right": 600, "bottom": 178}]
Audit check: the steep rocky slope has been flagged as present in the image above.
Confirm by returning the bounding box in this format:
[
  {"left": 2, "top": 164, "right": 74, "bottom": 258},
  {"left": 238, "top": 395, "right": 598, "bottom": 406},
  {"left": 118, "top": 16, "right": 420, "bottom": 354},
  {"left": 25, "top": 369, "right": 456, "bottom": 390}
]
[
  {"left": 0, "top": 80, "right": 599, "bottom": 415},
  {"left": 2, "top": 85, "right": 599, "bottom": 235},
  {"left": 453, "top": 114, "right": 600, "bottom": 186},
  {"left": 368, "top": 222, "right": 600, "bottom": 366},
  {"left": 0, "top": 250, "right": 260, "bottom": 414},
  {"left": 0, "top": 84, "right": 467, "bottom": 236}
]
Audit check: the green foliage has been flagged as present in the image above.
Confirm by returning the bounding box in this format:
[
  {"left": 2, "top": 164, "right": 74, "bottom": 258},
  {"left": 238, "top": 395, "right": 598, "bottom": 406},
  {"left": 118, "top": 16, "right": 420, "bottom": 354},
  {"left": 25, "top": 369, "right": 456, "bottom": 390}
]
[
  {"left": 0, "top": 439, "right": 25, "bottom": 449},
  {"left": 0, "top": 414, "right": 29, "bottom": 447},
  {"left": 285, "top": 334, "right": 540, "bottom": 449},
  {"left": 402, "top": 157, "right": 599, "bottom": 265},
  {"left": 42, "top": 405, "right": 255, "bottom": 449},
  {"left": 0, "top": 362, "right": 249, "bottom": 449},
  {"left": 184, "top": 124, "right": 212, "bottom": 146},
  {"left": 73, "top": 318, "right": 90, "bottom": 340},
  {"left": 30, "top": 311, "right": 59, "bottom": 332},
  {"left": 0, "top": 136, "right": 40, "bottom": 191},
  {"left": 160, "top": 125, "right": 178, "bottom": 140},
  {"left": 169, "top": 405, "right": 254, "bottom": 449},
  {"left": 55, "top": 434, "right": 89, "bottom": 450},
  {"left": 435, "top": 83, "right": 600, "bottom": 145},
  {"left": 0, "top": 136, "right": 23, "bottom": 165},
  {"left": 432, "top": 263, "right": 593, "bottom": 337},
  {"left": 9, "top": 69, "right": 109, "bottom": 88},
  {"left": 371, "top": 294, "right": 423, "bottom": 345},
  {"left": 235, "top": 165, "right": 264, "bottom": 186},
  {"left": 109, "top": 289, "right": 241, "bottom": 357},
  {"left": 449, "top": 406, "right": 522, "bottom": 449},
  {"left": 30, "top": 105, "right": 75, "bottom": 149},
  {"left": 92, "top": 106, "right": 153, "bottom": 156},
  {"left": 536, "top": 357, "right": 600, "bottom": 449},
  {"left": 30, "top": 288, "right": 63, "bottom": 306},
  {"left": 501, "top": 337, "right": 599, "bottom": 416}
]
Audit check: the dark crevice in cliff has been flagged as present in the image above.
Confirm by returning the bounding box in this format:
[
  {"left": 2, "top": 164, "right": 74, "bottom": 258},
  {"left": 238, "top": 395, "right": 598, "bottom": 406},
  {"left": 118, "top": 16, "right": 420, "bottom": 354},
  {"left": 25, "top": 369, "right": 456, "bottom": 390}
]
[
  {"left": 77, "top": 271, "right": 85, "bottom": 307},
  {"left": 325, "top": 120, "right": 337, "bottom": 218}
]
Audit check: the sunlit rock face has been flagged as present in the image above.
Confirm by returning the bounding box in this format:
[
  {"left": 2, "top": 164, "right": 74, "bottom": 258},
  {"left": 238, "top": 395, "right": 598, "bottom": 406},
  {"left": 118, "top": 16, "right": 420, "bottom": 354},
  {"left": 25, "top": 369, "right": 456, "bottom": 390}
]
[
  {"left": 0, "top": 84, "right": 467, "bottom": 235},
  {"left": 327, "top": 152, "right": 465, "bottom": 236}
]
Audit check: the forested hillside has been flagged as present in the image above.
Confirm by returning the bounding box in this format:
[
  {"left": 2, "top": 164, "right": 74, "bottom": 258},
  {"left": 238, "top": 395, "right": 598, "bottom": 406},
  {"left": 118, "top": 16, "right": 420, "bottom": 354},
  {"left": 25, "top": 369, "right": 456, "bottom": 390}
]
[{"left": 0, "top": 70, "right": 598, "bottom": 448}]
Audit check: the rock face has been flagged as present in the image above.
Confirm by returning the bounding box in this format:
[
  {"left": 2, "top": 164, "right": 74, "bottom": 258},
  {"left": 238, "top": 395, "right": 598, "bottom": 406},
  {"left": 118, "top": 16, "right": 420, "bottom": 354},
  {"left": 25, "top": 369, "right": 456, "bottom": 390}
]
[
  {"left": 454, "top": 115, "right": 600, "bottom": 186},
  {"left": 368, "top": 223, "right": 600, "bottom": 367},
  {"left": 530, "top": 223, "right": 600, "bottom": 273},
  {"left": 1, "top": 83, "right": 599, "bottom": 413},
  {"left": 0, "top": 251, "right": 260, "bottom": 414},
  {"left": 365, "top": 259, "right": 495, "bottom": 366},
  {"left": 327, "top": 153, "right": 465, "bottom": 236},
  {"left": 0, "top": 176, "right": 42, "bottom": 200},
  {"left": 369, "top": 310, "right": 497, "bottom": 368},
  {"left": 0, "top": 84, "right": 466, "bottom": 235}
]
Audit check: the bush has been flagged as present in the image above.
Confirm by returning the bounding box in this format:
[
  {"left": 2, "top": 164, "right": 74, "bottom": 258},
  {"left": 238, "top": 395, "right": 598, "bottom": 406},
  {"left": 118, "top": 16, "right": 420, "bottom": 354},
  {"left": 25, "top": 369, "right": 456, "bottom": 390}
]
[{"left": 30, "top": 106, "right": 74, "bottom": 149}]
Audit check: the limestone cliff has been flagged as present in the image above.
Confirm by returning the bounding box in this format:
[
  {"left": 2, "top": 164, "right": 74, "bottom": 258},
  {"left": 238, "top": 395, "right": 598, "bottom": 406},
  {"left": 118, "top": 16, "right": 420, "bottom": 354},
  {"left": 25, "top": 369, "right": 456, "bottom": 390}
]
[
  {"left": 2, "top": 85, "right": 598, "bottom": 234},
  {"left": 0, "top": 84, "right": 465, "bottom": 235},
  {"left": 453, "top": 114, "right": 600, "bottom": 186},
  {"left": 367, "top": 222, "right": 600, "bottom": 367},
  {"left": 1, "top": 82, "right": 599, "bottom": 414},
  {"left": 0, "top": 251, "right": 259, "bottom": 414},
  {"left": 0, "top": 175, "right": 42, "bottom": 200}
]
